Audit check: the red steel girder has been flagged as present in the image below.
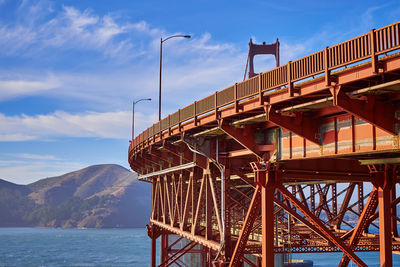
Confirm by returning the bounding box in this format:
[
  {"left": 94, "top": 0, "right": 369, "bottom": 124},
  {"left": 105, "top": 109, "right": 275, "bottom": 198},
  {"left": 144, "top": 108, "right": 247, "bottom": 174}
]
[
  {"left": 335, "top": 183, "right": 357, "bottom": 229},
  {"left": 229, "top": 186, "right": 261, "bottom": 267},
  {"left": 151, "top": 219, "right": 221, "bottom": 251},
  {"left": 296, "top": 185, "right": 309, "bottom": 210},
  {"left": 276, "top": 158, "right": 371, "bottom": 182},
  {"left": 181, "top": 168, "right": 202, "bottom": 231},
  {"left": 218, "top": 119, "right": 274, "bottom": 159},
  {"left": 332, "top": 87, "right": 397, "bottom": 135},
  {"left": 191, "top": 171, "right": 207, "bottom": 235},
  {"left": 142, "top": 153, "right": 167, "bottom": 169},
  {"left": 161, "top": 141, "right": 208, "bottom": 169},
  {"left": 160, "top": 239, "right": 197, "bottom": 267},
  {"left": 266, "top": 105, "right": 320, "bottom": 145},
  {"left": 242, "top": 255, "right": 258, "bottom": 267},
  {"left": 261, "top": 184, "right": 274, "bottom": 267},
  {"left": 151, "top": 235, "right": 156, "bottom": 267},
  {"left": 274, "top": 196, "right": 331, "bottom": 240},
  {"left": 276, "top": 185, "right": 367, "bottom": 267},
  {"left": 377, "top": 165, "right": 396, "bottom": 267},
  {"left": 339, "top": 187, "right": 379, "bottom": 266},
  {"left": 315, "top": 184, "right": 333, "bottom": 220},
  {"left": 363, "top": 195, "right": 400, "bottom": 227},
  {"left": 149, "top": 145, "right": 173, "bottom": 166}
]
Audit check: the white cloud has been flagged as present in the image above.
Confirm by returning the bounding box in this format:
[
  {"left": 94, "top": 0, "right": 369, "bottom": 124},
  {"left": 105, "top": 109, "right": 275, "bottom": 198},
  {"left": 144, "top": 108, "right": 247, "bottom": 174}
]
[
  {"left": 0, "top": 76, "right": 60, "bottom": 101},
  {"left": 42, "top": 6, "right": 132, "bottom": 53},
  {"left": 0, "top": 110, "right": 156, "bottom": 141},
  {"left": 0, "top": 5, "right": 142, "bottom": 58},
  {"left": 0, "top": 160, "right": 86, "bottom": 184},
  {"left": 0, "top": 3, "right": 336, "bottom": 139},
  {"left": 8, "top": 153, "right": 59, "bottom": 160},
  {"left": 0, "top": 134, "right": 36, "bottom": 142}
]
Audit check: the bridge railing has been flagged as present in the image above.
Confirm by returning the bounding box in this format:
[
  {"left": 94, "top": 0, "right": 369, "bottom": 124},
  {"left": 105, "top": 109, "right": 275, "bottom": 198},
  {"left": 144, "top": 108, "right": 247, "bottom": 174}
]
[
  {"left": 130, "top": 21, "right": 400, "bottom": 153},
  {"left": 375, "top": 23, "right": 400, "bottom": 54},
  {"left": 291, "top": 50, "right": 325, "bottom": 81},
  {"left": 261, "top": 65, "right": 287, "bottom": 91}
]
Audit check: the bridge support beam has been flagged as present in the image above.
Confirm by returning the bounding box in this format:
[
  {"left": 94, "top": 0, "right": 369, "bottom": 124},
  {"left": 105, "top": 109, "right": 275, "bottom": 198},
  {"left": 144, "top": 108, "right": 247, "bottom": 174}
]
[
  {"left": 147, "top": 224, "right": 161, "bottom": 267},
  {"left": 377, "top": 165, "right": 395, "bottom": 267},
  {"left": 151, "top": 236, "right": 156, "bottom": 267},
  {"left": 229, "top": 185, "right": 261, "bottom": 267},
  {"left": 265, "top": 105, "right": 320, "bottom": 145},
  {"left": 161, "top": 233, "right": 168, "bottom": 265},
  {"left": 218, "top": 119, "right": 261, "bottom": 159},
  {"left": 276, "top": 184, "right": 367, "bottom": 266},
  {"left": 261, "top": 181, "right": 274, "bottom": 267},
  {"left": 223, "top": 166, "right": 232, "bottom": 261},
  {"left": 331, "top": 87, "right": 397, "bottom": 135},
  {"left": 251, "top": 162, "right": 276, "bottom": 267}
]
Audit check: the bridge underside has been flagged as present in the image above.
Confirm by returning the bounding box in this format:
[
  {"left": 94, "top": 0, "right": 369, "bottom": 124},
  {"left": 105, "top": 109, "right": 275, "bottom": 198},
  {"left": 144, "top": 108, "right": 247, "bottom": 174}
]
[{"left": 129, "top": 22, "right": 400, "bottom": 266}]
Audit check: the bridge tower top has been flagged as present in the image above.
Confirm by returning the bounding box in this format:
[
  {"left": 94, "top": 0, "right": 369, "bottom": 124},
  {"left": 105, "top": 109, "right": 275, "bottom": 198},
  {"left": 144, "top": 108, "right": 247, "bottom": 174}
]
[{"left": 246, "top": 38, "right": 280, "bottom": 79}]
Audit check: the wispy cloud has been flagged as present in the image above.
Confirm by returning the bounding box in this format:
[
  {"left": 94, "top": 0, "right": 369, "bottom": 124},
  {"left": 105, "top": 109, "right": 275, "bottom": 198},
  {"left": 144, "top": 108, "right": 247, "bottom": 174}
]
[
  {"left": 0, "top": 75, "right": 60, "bottom": 101},
  {"left": 0, "top": 4, "right": 143, "bottom": 59},
  {"left": 0, "top": 160, "right": 86, "bottom": 184},
  {"left": 0, "top": 110, "right": 156, "bottom": 141},
  {"left": 8, "top": 153, "right": 59, "bottom": 160},
  {"left": 0, "top": 150, "right": 86, "bottom": 185},
  {"left": 0, "top": 134, "right": 36, "bottom": 142},
  {"left": 0, "top": 33, "right": 246, "bottom": 111},
  {"left": 41, "top": 6, "right": 137, "bottom": 56},
  {"left": 2, "top": 2, "right": 389, "bottom": 144}
]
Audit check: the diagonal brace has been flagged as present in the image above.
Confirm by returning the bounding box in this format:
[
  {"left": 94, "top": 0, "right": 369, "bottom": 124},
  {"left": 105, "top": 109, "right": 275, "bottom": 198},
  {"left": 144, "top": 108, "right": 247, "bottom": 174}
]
[
  {"left": 277, "top": 185, "right": 367, "bottom": 267},
  {"left": 229, "top": 186, "right": 262, "bottom": 267},
  {"left": 339, "top": 187, "right": 379, "bottom": 267}
]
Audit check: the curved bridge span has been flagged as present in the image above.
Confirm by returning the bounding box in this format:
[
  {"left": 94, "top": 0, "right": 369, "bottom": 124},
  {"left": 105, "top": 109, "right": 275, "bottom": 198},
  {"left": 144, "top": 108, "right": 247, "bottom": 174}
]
[{"left": 129, "top": 21, "right": 400, "bottom": 266}]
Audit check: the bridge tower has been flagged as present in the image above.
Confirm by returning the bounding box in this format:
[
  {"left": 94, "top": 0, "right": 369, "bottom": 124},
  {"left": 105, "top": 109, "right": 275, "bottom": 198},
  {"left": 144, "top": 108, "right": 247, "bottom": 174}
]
[{"left": 245, "top": 38, "right": 280, "bottom": 79}]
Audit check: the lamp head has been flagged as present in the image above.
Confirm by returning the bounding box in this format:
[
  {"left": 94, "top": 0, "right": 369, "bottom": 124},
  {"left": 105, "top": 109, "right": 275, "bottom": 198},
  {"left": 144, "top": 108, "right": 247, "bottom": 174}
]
[{"left": 184, "top": 35, "right": 191, "bottom": 39}]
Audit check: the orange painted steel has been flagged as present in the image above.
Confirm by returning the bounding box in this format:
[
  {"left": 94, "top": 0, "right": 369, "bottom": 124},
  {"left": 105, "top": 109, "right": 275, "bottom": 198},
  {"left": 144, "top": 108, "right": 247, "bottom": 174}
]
[
  {"left": 130, "top": 21, "right": 400, "bottom": 266},
  {"left": 130, "top": 21, "right": 400, "bottom": 155}
]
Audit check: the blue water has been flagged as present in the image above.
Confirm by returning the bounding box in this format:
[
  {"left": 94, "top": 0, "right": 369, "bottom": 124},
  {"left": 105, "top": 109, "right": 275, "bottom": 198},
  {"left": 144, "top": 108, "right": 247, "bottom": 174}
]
[
  {"left": 0, "top": 227, "right": 399, "bottom": 266},
  {"left": 290, "top": 252, "right": 400, "bottom": 267},
  {"left": 0, "top": 228, "right": 158, "bottom": 267}
]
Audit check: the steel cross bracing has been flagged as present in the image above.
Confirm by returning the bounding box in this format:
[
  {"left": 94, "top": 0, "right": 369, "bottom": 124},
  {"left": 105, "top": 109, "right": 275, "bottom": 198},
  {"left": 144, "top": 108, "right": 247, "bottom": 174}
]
[{"left": 130, "top": 21, "right": 400, "bottom": 266}]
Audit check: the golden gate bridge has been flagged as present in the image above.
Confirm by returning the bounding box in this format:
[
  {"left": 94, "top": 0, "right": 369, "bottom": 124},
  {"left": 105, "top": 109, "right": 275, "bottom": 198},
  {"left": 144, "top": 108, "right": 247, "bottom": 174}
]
[{"left": 129, "top": 21, "right": 400, "bottom": 267}]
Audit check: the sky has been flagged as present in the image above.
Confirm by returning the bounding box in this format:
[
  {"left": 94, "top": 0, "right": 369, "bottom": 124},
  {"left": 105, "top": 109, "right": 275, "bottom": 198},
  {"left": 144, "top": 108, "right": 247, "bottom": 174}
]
[{"left": 0, "top": 0, "right": 399, "bottom": 184}]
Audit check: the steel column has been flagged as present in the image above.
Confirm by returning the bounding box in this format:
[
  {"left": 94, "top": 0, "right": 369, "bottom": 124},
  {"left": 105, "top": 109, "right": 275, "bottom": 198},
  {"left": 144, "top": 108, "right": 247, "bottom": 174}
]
[
  {"left": 378, "top": 165, "right": 394, "bottom": 267},
  {"left": 391, "top": 184, "right": 399, "bottom": 237},
  {"left": 223, "top": 166, "right": 232, "bottom": 261},
  {"left": 161, "top": 233, "right": 169, "bottom": 266},
  {"left": 151, "top": 235, "right": 156, "bottom": 267},
  {"left": 261, "top": 184, "right": 274, "bottom": 267}
]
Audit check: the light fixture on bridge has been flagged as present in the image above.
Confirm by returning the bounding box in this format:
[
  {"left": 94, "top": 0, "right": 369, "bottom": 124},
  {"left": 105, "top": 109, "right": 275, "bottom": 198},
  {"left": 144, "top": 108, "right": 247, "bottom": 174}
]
[
  {"left": 158, "top": 34, "right": 191, "bottom": 121},
  {"left": 132, "top": 98, "right": 152, "bottom": 141}
]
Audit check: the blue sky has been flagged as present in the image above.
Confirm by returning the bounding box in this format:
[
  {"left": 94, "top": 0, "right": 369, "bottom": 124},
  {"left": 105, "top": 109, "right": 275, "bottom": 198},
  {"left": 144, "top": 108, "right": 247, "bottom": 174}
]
[{"left": 0, "top": 0, "right": 399, "bottom": 184}]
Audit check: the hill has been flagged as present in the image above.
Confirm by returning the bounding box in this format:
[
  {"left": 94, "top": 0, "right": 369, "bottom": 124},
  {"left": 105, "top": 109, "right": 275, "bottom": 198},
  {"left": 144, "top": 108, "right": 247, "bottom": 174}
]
[{"left": 0, "top": 164, "right": 151, "bottom": 228}]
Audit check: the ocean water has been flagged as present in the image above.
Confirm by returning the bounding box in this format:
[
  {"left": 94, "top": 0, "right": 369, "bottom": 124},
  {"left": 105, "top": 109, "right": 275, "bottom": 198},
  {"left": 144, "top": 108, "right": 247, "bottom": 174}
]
[
  {"left": 0, "top": 227, "right": 400, "bottom": 266},
  {"left": 0, "top": 228, "right": 158, "bottom": 267}
]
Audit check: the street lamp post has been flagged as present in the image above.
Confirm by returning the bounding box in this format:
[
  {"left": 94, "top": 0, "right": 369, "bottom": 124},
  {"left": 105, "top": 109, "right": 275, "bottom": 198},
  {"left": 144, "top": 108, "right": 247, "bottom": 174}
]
[
  {"left": 132, "top": 98, "right": 151, "bottom": 140},
  {"left": 159, "top": 34, "right": 191, "bottom": 121}
]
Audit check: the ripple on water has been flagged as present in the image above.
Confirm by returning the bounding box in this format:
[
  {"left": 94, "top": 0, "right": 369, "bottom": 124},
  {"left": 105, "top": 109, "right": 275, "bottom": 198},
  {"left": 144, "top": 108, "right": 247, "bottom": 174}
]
[{"left": 1, "top": 228, "right": 400, "bottom": 267}]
